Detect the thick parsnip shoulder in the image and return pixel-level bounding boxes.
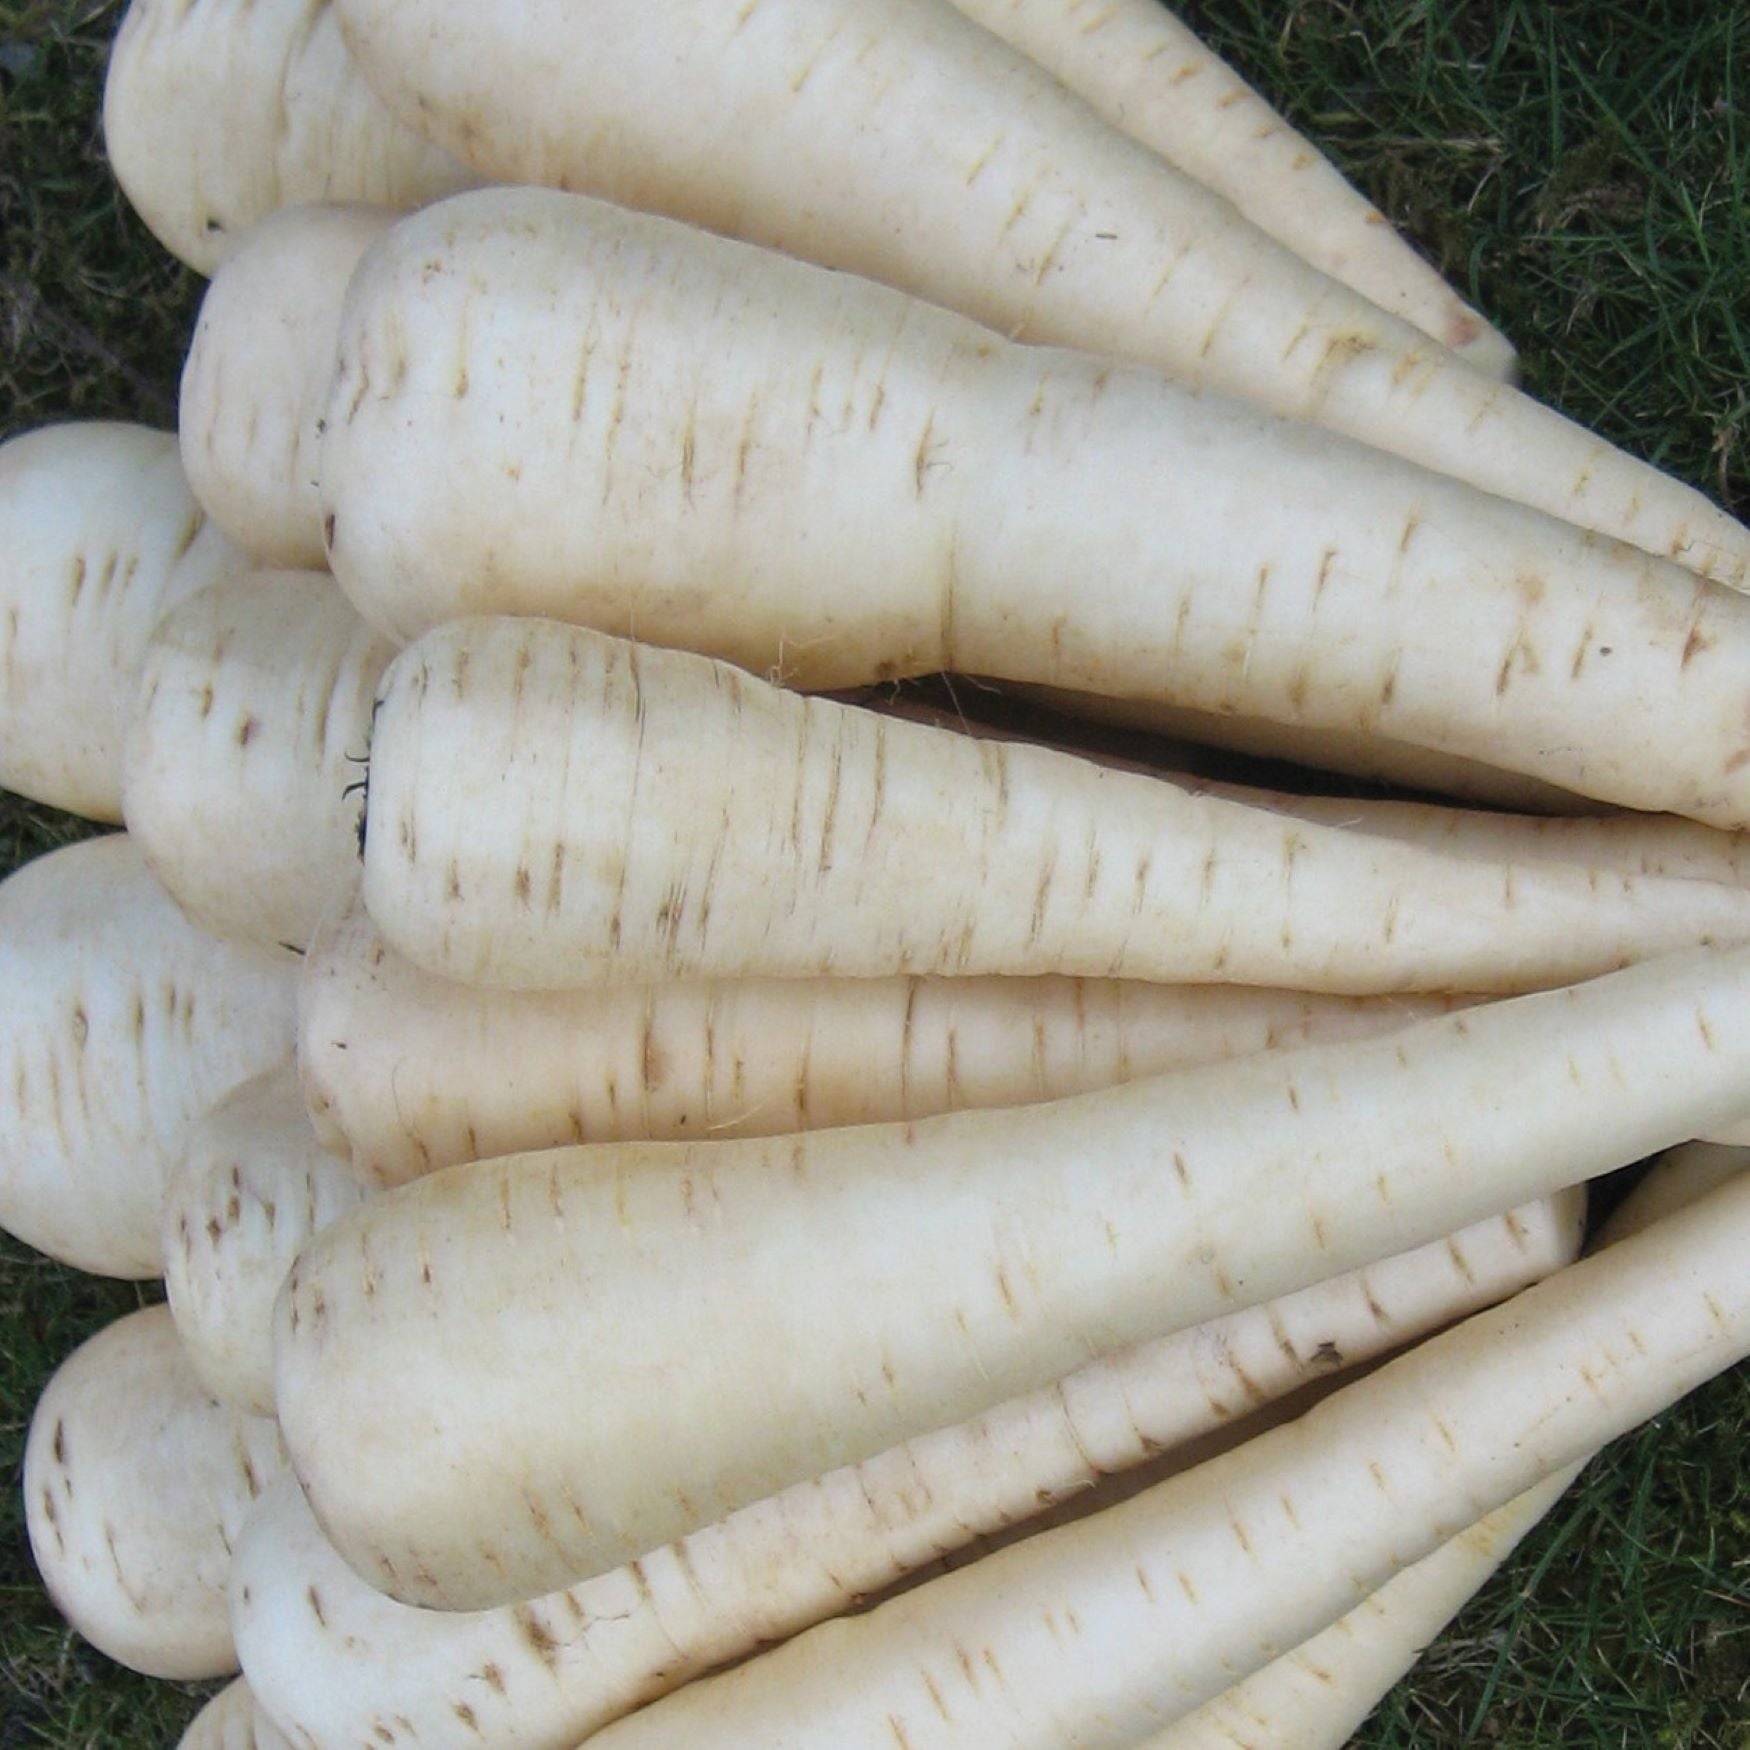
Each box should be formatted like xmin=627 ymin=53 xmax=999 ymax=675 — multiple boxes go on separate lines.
xmin=25 ymin=1304 xmax=285 ymax=1680
xmin=163 ymin=1062 xmax=366 ymax=1415
xmin=0 ymin=835 xmax=296 ymax=1276
xmin=180 ymin=203 xmax=396 ymax=567
xmin=104 ymin=0 xmax=472 ymax=272
xmin=0 ymin=422 xmax=243 ymax=821
xmin=123 ymin=569 xmax=395 ymax=953
xmin=179 ymin=1680 xmax=294 ymax=1750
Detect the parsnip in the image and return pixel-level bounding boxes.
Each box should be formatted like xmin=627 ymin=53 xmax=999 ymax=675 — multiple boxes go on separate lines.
xmin=1145 ymin=1468 xmax=1581 ymax=1750
xmin=180 ymin=203 xmax=396 ymax=568
xmin=879 ymin=692 xmax=1750 ymax=881
xmin=0 ymin=835 xmax=295 ymax=1277
xmin=237 ymin=1197 xmax=1576 ymax=1743
xmin=180 ymin=1680 xmax=293 ymax=1750
xmin=103 ymin=0 xmax=473 ymax=273
xmin=331 ymin=0 xmax=1746 ymax=579
xmin=945 ymin=685 xmax=1600 ymax=815
xmin=302 ymin=897 xmax=1468 ymax=1186
xmin=0 ymin=423 xmax=243 ymax=821
xmin=948 ymin=0 xmax=1515 ymax=377
xmin=273 ymin=945 xmax=1750 ymax=1608
xmin=1149 ymin=1140 xmax=1747 ymax=1750
xmin=324 ymin=195 xmax=1750 ymax=824
xmin=1185 ymin=782 xmax=1750 ymax=886
xmin=1009 ymin=686 xmax=1608 ymax=814
xmin=362 ymin=619 xmax=1750 ymax=993
xmin=586 ymin=1171 xmax=1750 ymax=1748
xmin=24 ymin=1304 xmax=285 ymax=1680
xmin=123 ymin=570 xmax=395 ymax=953
xmin=163 ymin=1062 xmax=365 ymax=1415
xmin=1606 ymin=1139 xmax=1750 ymax=1225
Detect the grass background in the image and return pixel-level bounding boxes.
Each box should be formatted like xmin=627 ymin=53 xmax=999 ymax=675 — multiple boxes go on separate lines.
xmin=0 ymin=0 xmax=1746 ymax=1742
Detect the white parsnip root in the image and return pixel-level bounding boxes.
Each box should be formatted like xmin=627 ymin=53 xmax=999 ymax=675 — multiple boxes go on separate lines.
xmin=324 ymin=194 xmax=1750 ymax=823
xmin=362 ymin=619 xmax=1750 ymax=993
xmin=301 ymin=897 xmax=1468 ymax=1186
xmin=588 ymin=1169 xmax=1750 ymax=1747
xmin=887 ymin=685 xmax=1598 ymax=817
xmin=103 ymin=0 xmax=473 ymax=272
xmin=123 ymin=570 xmax=395 ymax=953
xmin=880 ymin=690 xmax=1750 ymax=880
xmin=0 ymin=835 xmax=295 ymax=1277
xmin=180 ymin=203 xmax=396 ymax=568
xmin=179 ymin=1680 xmax=294 ymax=1750
xmin=274 ymin=945 xmax=1750 ymax=1609
xmin=238 ymin=1195 xmax=1576 ymax=1746
xmin=0 ymin=422 xmax=243 ymax=821
xmin=948 ymin=0 xmax=1515 ymax=376
xmin=1191 ymin=779 xmax=1750 ymax=886
xmin=162 ymin=1062 xmax=366 ymax=1415
xmin=0 ymin=4 xmax=1733 ymax=1743
xmin=24 ymin=1305 xmax=285 ymax=1681
xmin=1149 ymin=1467 xmax=1582 ymax=1750
xmin=1046 ymin=687 xmax=1612 ymax=814
xmin=1150 ymin=1141 xmax=1745 ymax=1750
xmin=332 ymin=0 xmax=1747 ymax=579
xmin=1608 ymin=1139 xmax=1750 ymax=1224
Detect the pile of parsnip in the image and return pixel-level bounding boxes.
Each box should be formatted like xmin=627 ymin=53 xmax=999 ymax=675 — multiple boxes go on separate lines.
xmin=4 ymin=0 xmax=1749 ymax=1744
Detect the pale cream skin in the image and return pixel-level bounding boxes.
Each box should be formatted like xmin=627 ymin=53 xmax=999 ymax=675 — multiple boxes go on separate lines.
xmin=1185 ymin=776 xmax=1750 ymax=884
xmin=103 ymin=0 xmax=472 ymax=273
xmin=273 ymin=946 xmax=1750 ymax=1612
xmin=361 ymin=620 xmax=1750 ymax=995
xmin=123 ymin=569 xmax=396 ymax=955
xmin=237 ymin=1195 xmax=1577 ymax=1748
xmin=24 ymin=1305 xmax=286 ymax=1681
xmin=300 ymin=894 xmax=1470 ymax=1187
xmin=884 ymin=689 xmax=1750 ymax=877
xmin=1143 ymin=1466 xmax=1582 ymax=1750
xmin=0 ymin=422 xmax=243 ymax=821
xmin=299 ymin=903 xmax=1750 ymax=1165
xmin=179 ymin=1680 xmax=294 ymax=1750
xmin=947 ymin=0 xmax=1516 ymax=377
xmin=588 ymin=1171 xmax=1750 ymax=1749
xmin=323 ymin=196 xmax=1750 ymax=822
xmin=331 ymin=1 xmax=1746 ymax=580
xmin=1146 ymin=1142 xmax=1747 ymax=1750
xmin=0 ymin=835 xmax=295 ymax=1278
xmin=932 ymin=684 xmax=1599 ymax=816
xmin=180 ymin=203 xmax=397 ymax=568
xmin=162 ymin=1062 xmax=366 ymax=1416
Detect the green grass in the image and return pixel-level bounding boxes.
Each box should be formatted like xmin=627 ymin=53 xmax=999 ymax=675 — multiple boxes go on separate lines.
xmin=1180 ymin=0 xmax=1750 ymax=519
xmin=1 ymin=0 xmax=194 ymax=437
xmin=0 ymin=0 xmax=1746 ymax=1744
